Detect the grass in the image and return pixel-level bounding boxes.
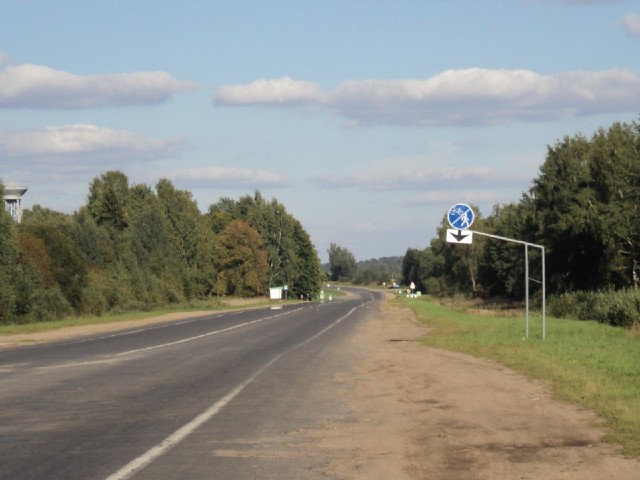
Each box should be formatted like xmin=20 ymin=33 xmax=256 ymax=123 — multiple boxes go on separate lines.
xmin=398 ymin=295 xmax=640 ymax=458
xmin=0 ymin=289 xmax=346 ymax=337
xmin=322 ymin=286 xmax=348 ymax=298
xmin=0 ymin=296 xmax=275 ymax=336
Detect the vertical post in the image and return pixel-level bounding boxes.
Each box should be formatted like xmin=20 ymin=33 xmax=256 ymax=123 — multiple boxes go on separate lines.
xmin=525 ymin=244 xmax=529 ymax=338
xmin=542 ymin=247 xmax=546 ymax=340
xmin=465 ymin=229 xmax=546 ymax=339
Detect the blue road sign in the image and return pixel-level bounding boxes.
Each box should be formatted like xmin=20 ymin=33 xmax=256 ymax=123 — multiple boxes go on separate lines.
xmin=448 ymin=203 xmax=474 ymax=230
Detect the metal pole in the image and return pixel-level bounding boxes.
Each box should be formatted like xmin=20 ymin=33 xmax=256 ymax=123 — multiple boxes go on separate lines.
xmin=525 ymin=244 xmax=529 ymax=338
xmin=470 ymin=229 xmax=546 ymax=340
xmin=542 ymin=247 xmax=546 ymax=340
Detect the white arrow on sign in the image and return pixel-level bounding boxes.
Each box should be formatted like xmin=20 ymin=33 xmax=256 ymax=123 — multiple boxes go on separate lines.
xmin=446 ymin=229 xmax=473 ymax=244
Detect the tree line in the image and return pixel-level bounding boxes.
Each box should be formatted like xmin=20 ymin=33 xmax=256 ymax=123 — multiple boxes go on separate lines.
xmin=325 ymin=243 xmax=402 ymax=286
xmin=401 ymin=119 xmax=640 ymax=327
xmin=0 ymin=171 xmax=323 ymax=324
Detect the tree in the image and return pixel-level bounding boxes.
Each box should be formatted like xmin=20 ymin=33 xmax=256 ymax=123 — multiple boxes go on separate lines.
xmin=289 ymin=218 xmax=323 ymax=298
xmin=328 ymin=243 xmax=357 ymax=282
xmin=128 ymin=184 xmax=173 ymax=275
xmin=207 ymin=191 xmax=323 ymax=298
xmin=587 ymin=122 xmax=640 ymax=288
xmin=87 ymin=171 xmax=131 ymax=231
xmin=156 ymin=179 xmax=216 ymax=298
xmin=0 ymin=182 xmax=18 ymax=323
xmin=356 ymin=256 xmax=402 ymax=285
xmin=214 ymin=220 xmax=268 ymax=297
xmin=524 ymin=123 xmax=640 ymax=293
xmin=401 ymin=248 xmax=432 ymax=292
xmin=246 ymin=193 xmax=298 ymax=288
xmin=23 ymin=223 xmax=88 ymax=311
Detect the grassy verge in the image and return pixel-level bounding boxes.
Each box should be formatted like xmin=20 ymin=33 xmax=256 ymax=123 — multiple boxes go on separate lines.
xmin=0 ymin=290 xmax=347 ymax=337
xmin=0 ymin=296 xmax=276 ymax=336
xmin=398 ymin=295 xmax=640 ymax=458
xmin=323 ymin=286 xmax=348 ymax=298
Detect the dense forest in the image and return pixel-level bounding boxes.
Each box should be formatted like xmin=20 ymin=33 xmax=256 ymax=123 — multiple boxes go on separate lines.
xmin=401 ymin=119 xmax=640 ymax=327
xmin=0 ymin=171 xmax=324 ymax=324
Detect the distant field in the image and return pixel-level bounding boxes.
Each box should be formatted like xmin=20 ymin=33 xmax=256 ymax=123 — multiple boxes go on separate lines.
xmin=399 ymin=295 xmax=640 ymax=458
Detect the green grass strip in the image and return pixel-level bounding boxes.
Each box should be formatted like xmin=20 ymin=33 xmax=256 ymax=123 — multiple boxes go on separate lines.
xmin=0 ymin=297 xmax=273 ymax=336
xmin=399 ymin=296 xmax=640 ymax=458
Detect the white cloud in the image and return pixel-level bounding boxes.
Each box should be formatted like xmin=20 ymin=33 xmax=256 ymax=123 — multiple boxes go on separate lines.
xmin=0 ymin=124 xmax=186 ymax=160
xmin=214 ymin=68 xmax=640 ymax=127
xmin=328 ymin=68 xmax=640 ymax=126
xmin=407 ymin=190 xmax=516 ymax=206
xmin=315 ymin=165 xmax=529 ymax=190
xmin=0 ymin=62 xmax=196 ymax=109
xmin=171 ymin=166 xmax=292 ymax=189
xmin=619 ymin=13 xmax=640 ymax=35
xmin=214 ymin=76 xmax=322 ymax=106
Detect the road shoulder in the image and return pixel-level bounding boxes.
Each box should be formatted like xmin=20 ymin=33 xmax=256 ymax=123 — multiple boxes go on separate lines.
xmin=301 ymin=297 xmax=640 ymax=479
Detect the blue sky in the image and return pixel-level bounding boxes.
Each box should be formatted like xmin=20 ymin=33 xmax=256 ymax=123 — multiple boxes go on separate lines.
xmin=1 ymin=0 xmax=639 ymax=262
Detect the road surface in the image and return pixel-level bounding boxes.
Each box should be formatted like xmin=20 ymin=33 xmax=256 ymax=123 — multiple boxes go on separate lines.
xmin=0 ymin=288 xmax=382 ymax=480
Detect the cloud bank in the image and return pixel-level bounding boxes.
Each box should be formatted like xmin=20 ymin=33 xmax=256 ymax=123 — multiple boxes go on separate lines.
xmin=0 ymin=124 xmax=186 ymax=160
xmin=0 ymin=61 xmax=195 ymax=109
xmin=214 ymin=68 xmax=640 ymax=126
xmin=314 ymin=165 xmax=527 ymax=191
xmin=171 ymin=167 xmax=291 ymax=189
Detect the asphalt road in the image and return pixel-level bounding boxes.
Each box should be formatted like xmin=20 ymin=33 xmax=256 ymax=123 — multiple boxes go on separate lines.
xmin=0 ymin=288 xmax=383 ymax=480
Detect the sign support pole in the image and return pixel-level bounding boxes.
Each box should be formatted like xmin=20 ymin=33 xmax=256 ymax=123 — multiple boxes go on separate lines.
xmin=525 ymin=244 xmax=529 ymax=338
xmin=542 ymin=247 xmax=546 ymax=340
xmin=470 ymin=230 xmax=546 ymax=340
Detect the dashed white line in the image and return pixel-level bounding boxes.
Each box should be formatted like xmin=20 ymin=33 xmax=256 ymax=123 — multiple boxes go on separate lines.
xmin=114 ymin=308 xmax=302 ymax=357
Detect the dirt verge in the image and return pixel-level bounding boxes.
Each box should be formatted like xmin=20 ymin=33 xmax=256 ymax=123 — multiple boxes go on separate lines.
xmin=305 ymin=297 xmax=640 ymax=479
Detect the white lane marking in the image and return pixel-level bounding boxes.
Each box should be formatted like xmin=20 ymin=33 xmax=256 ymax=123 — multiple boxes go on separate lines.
xmin=104 ymin=305 xmax=360 ymax=480
xmin=62 ymin=309 xmax=270 ymax=346
xmin=113 ymin=308 xmax=302 ymax=357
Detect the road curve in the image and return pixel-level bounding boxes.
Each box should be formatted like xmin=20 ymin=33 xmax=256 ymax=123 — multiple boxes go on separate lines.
xmin=0 ymin=287 xmax=383 ymax=480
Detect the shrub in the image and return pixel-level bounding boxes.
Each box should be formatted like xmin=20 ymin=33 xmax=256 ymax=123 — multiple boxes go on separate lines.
xmin=549 ymin=289 xmax=640 ymax=328
xmin=27 ymin=287 xmax=72 ymax=323
xmin=80 ymin=286 xmax=108 ymax=316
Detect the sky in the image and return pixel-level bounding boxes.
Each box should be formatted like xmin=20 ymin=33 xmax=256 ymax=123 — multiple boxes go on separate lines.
xmin=1 ymin=0 xmax=639 ymax=263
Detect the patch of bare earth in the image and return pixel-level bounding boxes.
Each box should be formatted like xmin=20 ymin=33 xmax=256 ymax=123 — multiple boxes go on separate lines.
xmin=302 ymin=298 xmax=640 ymax=479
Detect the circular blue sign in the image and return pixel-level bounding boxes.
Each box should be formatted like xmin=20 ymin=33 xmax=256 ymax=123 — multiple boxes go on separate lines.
xmin=448 ymin=203 xmax=474 ymax=230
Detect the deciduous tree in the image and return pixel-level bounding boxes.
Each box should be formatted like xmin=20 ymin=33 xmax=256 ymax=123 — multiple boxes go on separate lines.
xmin=214 ymin=220 xmax=268 ymax=297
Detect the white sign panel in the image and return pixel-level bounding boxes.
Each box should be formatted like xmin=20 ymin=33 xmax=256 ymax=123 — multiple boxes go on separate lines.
xmin=446 ymin=229 xmax=473 ymax=244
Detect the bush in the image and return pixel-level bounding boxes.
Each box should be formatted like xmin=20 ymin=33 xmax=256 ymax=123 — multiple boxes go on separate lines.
xmin=0 ymin=274 xmax=17 ymax=324
xmin=425 ymin=277 xmax=446 ymax=297
xmin=549 ymin=289 xmax=640 ymax=328
xmin=80 ymin=286 xmax=108 ymax=316
xmin=27 ymin=287 xmax=72 ymax=323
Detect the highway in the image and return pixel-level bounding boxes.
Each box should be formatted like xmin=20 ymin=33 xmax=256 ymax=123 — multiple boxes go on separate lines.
xmin=0 ymin=288 xmax=383 ymax=480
